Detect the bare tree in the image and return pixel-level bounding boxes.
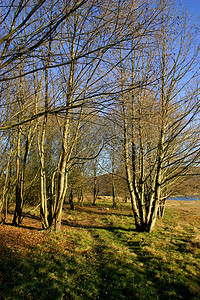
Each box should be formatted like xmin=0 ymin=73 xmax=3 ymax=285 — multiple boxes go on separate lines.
xmin=35 ymin=0 xmax=123 ymax=231
xmin=1 ymin=0 xmax=199 ymax=235
xmin=0 ymin=0 xmax=89 ymax=80
xmin=116 ymin=0 xmax=200 ymax=232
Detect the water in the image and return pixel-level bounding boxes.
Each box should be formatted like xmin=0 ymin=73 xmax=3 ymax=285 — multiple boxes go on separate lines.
xmin=167 ymin=196 xmax=199 ymax=201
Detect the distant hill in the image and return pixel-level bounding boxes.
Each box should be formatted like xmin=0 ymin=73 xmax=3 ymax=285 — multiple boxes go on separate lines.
xmin=86 ymin=172 xmax=128 ymax=197
xmin=171 ymin=174 xmax=200 ymax=196
xmin=95 ymin=172 xmax=200 ymax=197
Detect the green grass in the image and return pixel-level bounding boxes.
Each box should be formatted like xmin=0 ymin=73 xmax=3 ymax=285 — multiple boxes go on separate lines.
xmin=0 ymin=199 xmax=200 ymax=299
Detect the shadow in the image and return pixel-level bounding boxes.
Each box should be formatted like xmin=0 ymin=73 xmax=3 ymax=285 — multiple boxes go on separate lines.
xmin=8 ymin=209 xmax=40 ymax=220
xmin=21 ymin=212 xmax=41 ymax=221
xmin=0 ymin=218 xmax=198 ymax=300
xmin=0 ymin=242 xmax=69 ymax=300
xmin=4 ymin=210 xmax=41 ymax=231
xmin=3 ymin=221 xmax=40 ymax=231
xmin=121 ymin=239 xmax=196 ymax=300
xmin=64 ymin=204 xmax=133 ymax=218
xmin=61 ymin=219 xmax=136 ymax=233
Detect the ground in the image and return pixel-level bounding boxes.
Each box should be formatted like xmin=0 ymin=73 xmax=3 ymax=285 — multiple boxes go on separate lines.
xmin=0 ymin=198 xmax=200 ymax=299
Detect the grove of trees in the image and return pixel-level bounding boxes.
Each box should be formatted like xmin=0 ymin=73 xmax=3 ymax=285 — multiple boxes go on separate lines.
xmin=0 ymin=0 xmax=200 ymax=232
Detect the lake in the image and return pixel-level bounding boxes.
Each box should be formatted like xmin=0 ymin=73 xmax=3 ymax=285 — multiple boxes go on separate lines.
xmin=167 ymin=196 xmax=199 ymax=201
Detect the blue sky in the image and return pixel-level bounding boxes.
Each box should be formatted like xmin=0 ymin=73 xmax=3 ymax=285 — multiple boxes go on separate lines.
xmin=181 ymin=0 xmax=200 ymax=17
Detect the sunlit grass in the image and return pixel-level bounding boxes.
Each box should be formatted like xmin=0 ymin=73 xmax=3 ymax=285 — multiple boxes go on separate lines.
xmin=0 ymin=199 xmax=200 ymax=299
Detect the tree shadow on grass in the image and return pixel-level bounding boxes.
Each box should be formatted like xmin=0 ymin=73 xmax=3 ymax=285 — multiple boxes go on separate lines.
xmin=92 ymin=236 xmax=199 ymax=300
xmin=123 ymin=239 xmax=200 ymax=300
xmin=0 ymin=244 xmax=71 ymax=300
xmin=61 ymin=218 xmax=136 ymax=233
xmin=0 ymin=223 xmax=199 ymax=300
xmin=64 ymin=204 xmax=133 ymax=218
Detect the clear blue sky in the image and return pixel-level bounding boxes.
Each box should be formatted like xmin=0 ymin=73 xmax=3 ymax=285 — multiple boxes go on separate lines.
xmin=181 ymin=0 xmax=200 ymax=18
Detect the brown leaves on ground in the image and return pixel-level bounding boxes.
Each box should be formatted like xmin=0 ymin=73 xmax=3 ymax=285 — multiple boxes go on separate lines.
xmin=0 ymin=214 xmax=47 ymax=259
xmin=0 ymin=200 xmax=199 ymax=263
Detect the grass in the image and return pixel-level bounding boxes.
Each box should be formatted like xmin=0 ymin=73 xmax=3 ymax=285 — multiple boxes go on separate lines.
xmin=0 ymin=198 xmax=200 ymax=299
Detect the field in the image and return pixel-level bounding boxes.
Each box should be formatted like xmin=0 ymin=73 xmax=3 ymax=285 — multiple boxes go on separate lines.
xmin=0 ymin=198 xmax=200 ymax=299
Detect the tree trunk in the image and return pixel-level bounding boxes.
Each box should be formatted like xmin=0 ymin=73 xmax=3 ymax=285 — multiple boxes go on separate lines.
xmin=92 ymin=159 xmax=99 ymax=206
xmin=112 ymin=173 xmax=117 ymax=208
xmin=39 ymin=119 xmax=49 ymax=229
xmin=12 ymin=126 xmax=23 ymax=226
xmin=157 ymin=198 xmax=166 ymax=218
xmin=69 ymin=188 xmax=74 ymax=210
xmin=1 ymin=146 xmax=13 ymax=224
xmin=78 ymin=189 xmax=84 ymax=205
